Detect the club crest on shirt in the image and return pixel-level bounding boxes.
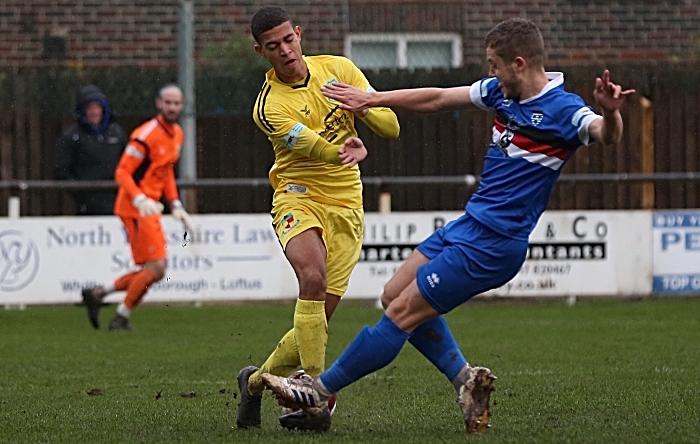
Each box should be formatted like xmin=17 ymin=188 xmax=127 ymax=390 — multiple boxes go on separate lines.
xmin=299 ymin=104 xmax=311 ymax=118
xmin=531 ymin=111 xmax=544 ymax=126
xmin=282 ymin=212 xmax=300 ymax=234
xmin=325 ymin=78 xmax=338 ymax=102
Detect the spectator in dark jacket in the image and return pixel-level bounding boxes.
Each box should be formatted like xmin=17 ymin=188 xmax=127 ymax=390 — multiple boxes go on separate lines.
xmin=54 ymin=85 xmax=127 ymax=215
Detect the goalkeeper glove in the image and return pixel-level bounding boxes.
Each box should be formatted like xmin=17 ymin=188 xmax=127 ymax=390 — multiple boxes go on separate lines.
xmin=171 ymin=199 xmax=196 ymax=234
xmin=132 ymin=193 xmax=164 ymax=217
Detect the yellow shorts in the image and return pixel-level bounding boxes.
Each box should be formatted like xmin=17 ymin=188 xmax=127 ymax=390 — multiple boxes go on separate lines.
xmin=272 ymin=195 xmax=363 ymax=297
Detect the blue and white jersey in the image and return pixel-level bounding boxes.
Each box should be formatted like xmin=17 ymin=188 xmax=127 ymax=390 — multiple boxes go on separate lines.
xmin=466 ymin=72 xmax=601 ymax=240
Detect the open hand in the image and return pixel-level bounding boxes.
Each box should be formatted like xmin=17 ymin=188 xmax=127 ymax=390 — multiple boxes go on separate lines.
xmin=594 ymin=70 xmax=636 ymax=112
xmin=338 ymin=137 xmax=367 ymax=168
xmin=322 ymin=82 xmax=371 ymax=114
xmin=132 ymin=194 xmax=164 ymax=217
xmin=172 ymin=207 xmax=196 ymax=235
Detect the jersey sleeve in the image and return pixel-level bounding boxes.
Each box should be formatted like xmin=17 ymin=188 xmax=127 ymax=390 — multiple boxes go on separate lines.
xmin=114 ymin=139 xmax=148 ymax=200
xmin=254 ymin=102 xmax=344 ymax=165
xmin=469 ymin=77 xmax=502 ymax=111
xmin=341 ymin=58 xmax=400 ymax=139
xmin=569 ymin=103 xmax=601 ymax=146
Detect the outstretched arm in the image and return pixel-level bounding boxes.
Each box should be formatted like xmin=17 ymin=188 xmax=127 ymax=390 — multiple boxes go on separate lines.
xmin=588 ymin=70 xmax=636 ymax=145
xmin=322 ymin=83 xmax=472 ymax=114
xmin=357 ymin=107 xmax=400 ymax=139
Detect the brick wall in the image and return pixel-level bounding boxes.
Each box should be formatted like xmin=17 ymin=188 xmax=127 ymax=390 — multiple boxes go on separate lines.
xmin=0 ymin=0 xmax=348 ymax=67
xmin=348 ymin=0 xmax=700 ymax=65
xmin=1 ymin=0 xmax=698 ymax=67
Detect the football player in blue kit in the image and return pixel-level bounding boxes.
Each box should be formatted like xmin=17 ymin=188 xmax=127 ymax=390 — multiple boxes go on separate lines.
xmin=261 ymin=18 xmax=635 ymax=434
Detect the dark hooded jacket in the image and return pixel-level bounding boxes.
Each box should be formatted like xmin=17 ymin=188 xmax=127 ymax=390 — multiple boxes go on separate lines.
xmin=54 ymin=85 xmax=127 ymax=215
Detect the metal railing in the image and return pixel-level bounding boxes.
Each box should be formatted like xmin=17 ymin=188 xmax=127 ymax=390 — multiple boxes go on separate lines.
xmin=2 ymin=171 xmax=699 ymax=217
xmin=2 ymin=172 xmax=700 ymax=193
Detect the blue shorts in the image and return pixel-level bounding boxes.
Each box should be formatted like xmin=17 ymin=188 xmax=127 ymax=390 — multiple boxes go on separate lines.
xmin=415 ymin=213 xmax=528 ymax=313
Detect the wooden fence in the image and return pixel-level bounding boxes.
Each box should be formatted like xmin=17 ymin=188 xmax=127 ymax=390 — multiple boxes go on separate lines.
xmin=1 ymin=64 xmax=699 ymax=216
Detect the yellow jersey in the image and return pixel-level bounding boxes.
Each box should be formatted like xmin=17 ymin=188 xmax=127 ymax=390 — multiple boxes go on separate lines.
xmin=253 ymin=55 xmax=399 ymax=209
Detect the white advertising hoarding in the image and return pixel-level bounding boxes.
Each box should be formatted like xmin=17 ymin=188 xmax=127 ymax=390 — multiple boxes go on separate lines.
xmin=488 ymin=211 xmax=651 ymax=297
xmin=0 ymin=215 xmax=297 ymax=305
xmin=0 ymin=210 xmax=653 ymax=305
xmin=652 ymin=211 xmax=700 ymax=294
xmin=346 ymin=211 xmax=460 ymax=298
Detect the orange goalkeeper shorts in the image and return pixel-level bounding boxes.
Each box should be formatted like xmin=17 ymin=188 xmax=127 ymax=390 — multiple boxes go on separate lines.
xmin=120 ymin=215 xmax=167 ymax=265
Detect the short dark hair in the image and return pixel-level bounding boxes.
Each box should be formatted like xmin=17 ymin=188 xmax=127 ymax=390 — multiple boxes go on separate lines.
xmin=251 ymin=5 xmax=292 ymax=43
xmin=485 ymin=18 xmax=545 ymax=68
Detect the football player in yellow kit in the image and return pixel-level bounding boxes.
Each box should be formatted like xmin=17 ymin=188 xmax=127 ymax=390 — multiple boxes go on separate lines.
xmin=236 ymin=5 xmax=400 ymax=431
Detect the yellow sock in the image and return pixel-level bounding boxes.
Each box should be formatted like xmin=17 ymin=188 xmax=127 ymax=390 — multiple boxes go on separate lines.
xmin=246 ymin=328 xmax=300 ymax=395
xmin=294 ymin=299 xmax=327 ymax=377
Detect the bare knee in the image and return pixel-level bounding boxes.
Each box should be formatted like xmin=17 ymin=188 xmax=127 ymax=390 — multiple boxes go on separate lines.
xmin=385 ymin=294 xmax=412 ymax=325
xmin=384 ymin=281 xmax=439 ymax=333
xmin=380 ymin=286 xmax=400 ymax=309
xmin=145 ymin=260 xmax=166 ymax=280
xmin=297 ymin=268 xmax=327 ymax=301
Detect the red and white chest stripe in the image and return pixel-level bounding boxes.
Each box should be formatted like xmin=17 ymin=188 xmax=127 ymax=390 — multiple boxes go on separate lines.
xmin=492 ymin=120 xmax=569 ymax=171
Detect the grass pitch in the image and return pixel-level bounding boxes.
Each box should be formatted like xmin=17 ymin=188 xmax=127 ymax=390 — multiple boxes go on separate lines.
xmin=0 ymin=297 xmax=698 ymax=443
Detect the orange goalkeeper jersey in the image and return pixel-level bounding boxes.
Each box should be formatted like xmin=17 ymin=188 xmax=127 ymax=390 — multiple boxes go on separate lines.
xmin=114 ymin=115 xmax=184 ymax=218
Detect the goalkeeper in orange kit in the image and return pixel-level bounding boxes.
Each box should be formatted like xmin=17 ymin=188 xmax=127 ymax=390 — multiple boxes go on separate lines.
xmin=81 ymin=84 xmax=195 ymax=331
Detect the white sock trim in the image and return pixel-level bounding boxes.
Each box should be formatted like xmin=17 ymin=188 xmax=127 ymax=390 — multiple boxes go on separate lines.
xmin=116 ymin=303 xmax=131 ymax=319
xmin=313 ymin=377 xmax=334 ymax=400
xmin=103 ymin=283 xmax=115 ymax=294
xmin=453 ymin=365 xmax=472 ymax=392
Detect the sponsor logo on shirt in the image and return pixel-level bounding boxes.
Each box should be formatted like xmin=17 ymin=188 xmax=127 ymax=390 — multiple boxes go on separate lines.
xmin=319 ymin=113 xmax=350 ymax=140
xmin=299 ymin=105 xmax=311 ymax=118
xmin=285 ymin=184 xmax=307 ymax=194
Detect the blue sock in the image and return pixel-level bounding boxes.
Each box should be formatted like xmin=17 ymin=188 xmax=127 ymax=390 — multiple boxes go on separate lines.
xmin=408 ymin=316 xmax=468 ymax=382
xmin=320 ymin=314 xmax=410 ymax=393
